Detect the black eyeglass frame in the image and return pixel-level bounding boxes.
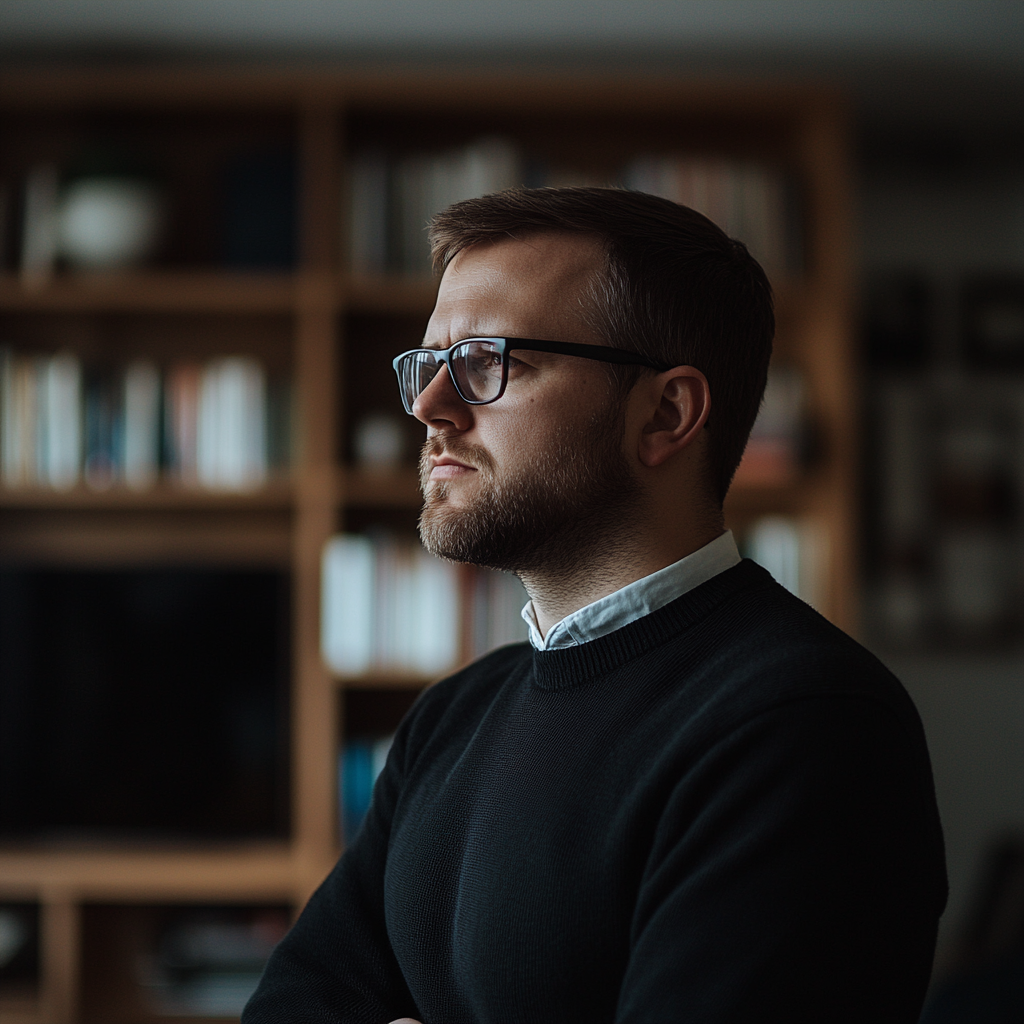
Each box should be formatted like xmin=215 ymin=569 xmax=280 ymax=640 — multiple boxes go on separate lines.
xmin=392 ymin=336 xmax=672 ymax=413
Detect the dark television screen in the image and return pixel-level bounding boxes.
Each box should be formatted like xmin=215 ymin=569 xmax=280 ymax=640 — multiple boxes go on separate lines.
xmin=0 ymin=567 xmax=290 ymax=841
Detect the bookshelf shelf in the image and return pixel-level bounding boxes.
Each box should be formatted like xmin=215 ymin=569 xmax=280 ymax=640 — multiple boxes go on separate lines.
xmin=336 ymin=672 xmax=436 ymax=690
xmin=342 ymin=466 xmax=421 ymax=507
xmin=0 ymin=848 xmax=303 ymax=902
xmin=0 ymin=67 xmax=854 ymax=1022
xmin=343 ymin=276 xmax=438 ymax=315
xmin=0 ymin=272 xmax=302 ymax=314
xmin=0 ymin=480 xmax=295 ymax=510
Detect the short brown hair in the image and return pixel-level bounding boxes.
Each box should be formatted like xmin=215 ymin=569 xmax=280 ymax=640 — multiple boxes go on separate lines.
xmin=429 ymin=186 xmax=774 ymax=504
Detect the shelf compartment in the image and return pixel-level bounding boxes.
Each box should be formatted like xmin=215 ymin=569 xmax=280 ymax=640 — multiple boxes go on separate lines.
xmin=80 ymin=902 xmax=292 ymax=1024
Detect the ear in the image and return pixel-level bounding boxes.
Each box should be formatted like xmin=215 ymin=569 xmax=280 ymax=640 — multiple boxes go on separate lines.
xmin=637 ymin=367 xmax=711 ymax=469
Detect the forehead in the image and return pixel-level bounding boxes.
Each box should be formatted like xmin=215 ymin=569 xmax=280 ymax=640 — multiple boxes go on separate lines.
xmin=426 ymin=233 xmax=604 ymax=344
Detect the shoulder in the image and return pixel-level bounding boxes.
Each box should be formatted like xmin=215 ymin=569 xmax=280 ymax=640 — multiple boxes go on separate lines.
xmin=664 ymin=560 xmax=923 ymax=739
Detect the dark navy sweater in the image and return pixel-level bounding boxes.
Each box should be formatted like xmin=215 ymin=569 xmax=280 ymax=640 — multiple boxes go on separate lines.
xmin=244 ymin=560 xmax=947 ymax=1023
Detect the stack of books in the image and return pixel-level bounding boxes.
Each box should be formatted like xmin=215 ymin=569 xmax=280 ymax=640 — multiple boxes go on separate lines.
xmin=321 ymin=533 xmax=531 ymax=679
xmin=140 ymin=908 xmax=290 ymax=1018
xmin=734 ymin=367 xmax=806 ymax=486
xmin=0 ymin=349 xmax=292 ymax=491
xmin=624 ymin=155 xmax=797 ymax=277
xmin=348 ymin=137 xmax=522 ymax=277
xmin=744 ymin=515 xmax=827 ymax=612
xmin=320 ymin=533 xmax=461 ymax=677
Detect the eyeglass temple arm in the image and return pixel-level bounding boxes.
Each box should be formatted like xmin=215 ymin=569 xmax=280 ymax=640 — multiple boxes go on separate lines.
xmin=504 ymin=338 xmax=671 ymax=372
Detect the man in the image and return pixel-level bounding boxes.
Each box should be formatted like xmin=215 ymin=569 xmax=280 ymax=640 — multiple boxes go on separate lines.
xmin=245 ymin=188 xmax=947 ymax=1023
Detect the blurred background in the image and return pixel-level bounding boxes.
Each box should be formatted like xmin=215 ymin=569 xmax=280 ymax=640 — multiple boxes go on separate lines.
xmin=0 ymin=2 xmax=1021 ymax=1021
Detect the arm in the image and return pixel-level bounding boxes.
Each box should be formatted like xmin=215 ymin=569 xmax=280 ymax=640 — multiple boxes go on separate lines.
xmin=615 ymin=696 xmax=947 ymax=1024
xmin=243 ymin=723 xmax=419 ymax=1024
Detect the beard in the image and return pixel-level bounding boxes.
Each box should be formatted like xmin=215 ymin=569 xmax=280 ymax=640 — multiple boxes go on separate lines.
xmin=418 ymin=402 xmax=646 ymax=578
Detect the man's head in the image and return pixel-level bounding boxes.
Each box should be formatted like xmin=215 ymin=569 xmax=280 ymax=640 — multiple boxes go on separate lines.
xmin=410 ymin=187 xmax=774 ymax=578
xmin=427 ymin=187 xmax=775 ymax=505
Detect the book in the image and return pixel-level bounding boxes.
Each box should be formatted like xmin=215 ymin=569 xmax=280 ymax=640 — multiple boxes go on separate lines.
xmin=83 ymin=365 xmax=120 ymax=489
xmin=141 ymin=908 xmax=289 ymax=1018
xmin=165 ymin=362 xmax=201 ymax=485
xmin=320 ymin=533 xmax=460 ymax=677
xmin=734 ymin=367 xmax=805 ymax=485
xmin=470 ymin=567 xmax=530 ymax=659
xmin=624 ymin=155 xmax=791 ymax=277
xmin=353 ymin=137 xmax=522 ymax=276
xmin=122 ymin=360 xmax=161 ymax=489
xmin=19 ymin=164 xmax=59 ymax=284
xmin=339 ymin=735 xmax=394 ymax=843
xmin=1 ymin=349 xmax=35 ymax=486
xmin=321 ymin=534 xmax=376 ymax=676
xmin=196 ymin=357 xmax=267 ymax=491
xmin=348 ymin=150 xmax=388 ymax=275
xmin=40 ymin=352 xmax=82 ymax=489
xmin=745 ymin=515 xmax=827 ymax=612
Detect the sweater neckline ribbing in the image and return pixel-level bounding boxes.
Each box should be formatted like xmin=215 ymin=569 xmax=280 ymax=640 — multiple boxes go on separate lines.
xmin=529 ymin=559 xmax=775 ymax=692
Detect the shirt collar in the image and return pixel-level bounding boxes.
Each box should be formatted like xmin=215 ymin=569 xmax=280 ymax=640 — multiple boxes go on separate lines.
xmin=521 ymin=530 xmax=741 ymax=651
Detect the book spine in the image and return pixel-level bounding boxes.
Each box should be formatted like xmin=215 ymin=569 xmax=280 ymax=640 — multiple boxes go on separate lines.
xmin=20 ymin=164 xmax=59 ymax=284
xmin=44 ymin=352 xmax=82 ymax=489
xmin=84 ymin=366 xmax=120 ymax=489
xmin=123 ymin=360 xmax=161 ymax=489
xmin=348 ymin=150 xmax=388 ymax=275
xmin=321 ymin=534 xmax=375 ymax=676
xmin=166 ymin=363 xmax=201 ymax=485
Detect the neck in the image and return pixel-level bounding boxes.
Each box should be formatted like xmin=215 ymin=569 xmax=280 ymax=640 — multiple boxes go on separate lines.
xmin=521 ymin=513 xmax=724 ymax=639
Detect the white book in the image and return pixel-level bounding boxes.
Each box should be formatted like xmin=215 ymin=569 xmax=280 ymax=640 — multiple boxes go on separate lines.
xmin=321 ymin=535 xmax=375 ymax=677
xmin=197 ymin=358 xmax=267 ymax=490
xmin=348 ymin=150 xmax=388 ymax=275
xmin=372 ymin=534 xmax=399 ymax=670
xmin=43 ymin=352 xmax=82 ymax=489
xmin=122 ymin=360 xmax=160 ymax=490
xmin=747 ymin=516 xmax=828 ymax=611
xmin=391 ymin=543 xmax=417 ymax=672
xmin=20 ymin=164 xmax=59 ymax=283
xmin=487 ymin=571 xmax=529 ymax=652
xmin=747 ymin=516 xmax=801 ymax=598
xmin=197 ymin=361 xmax=223 ymax=487
xmin=413 ymin=545 xmax=460 ymax=675
xmin=238 ymin=357 xmax=267 ymax=489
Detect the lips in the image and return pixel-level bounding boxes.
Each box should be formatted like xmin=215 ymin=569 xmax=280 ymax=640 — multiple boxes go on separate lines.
xmin=429 ymin=455 xmax=475 ymax=480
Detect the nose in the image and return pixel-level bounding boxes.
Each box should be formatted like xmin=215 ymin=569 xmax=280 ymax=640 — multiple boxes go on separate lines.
xmin=411 ymin=363 xmax=474 ymax=432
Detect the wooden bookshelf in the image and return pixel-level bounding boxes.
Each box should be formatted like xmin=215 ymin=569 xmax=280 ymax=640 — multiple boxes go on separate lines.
xmin=0 ymin=67 xmax=853 ymax=1021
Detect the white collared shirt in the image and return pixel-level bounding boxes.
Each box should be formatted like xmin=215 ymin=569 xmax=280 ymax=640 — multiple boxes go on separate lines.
xmin=522 ymin=530 xmax=741 ymax=651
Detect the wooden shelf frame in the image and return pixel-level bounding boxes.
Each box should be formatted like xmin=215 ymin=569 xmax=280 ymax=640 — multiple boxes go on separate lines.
xmin=0 ymin=66 xmax=854 ymax=1022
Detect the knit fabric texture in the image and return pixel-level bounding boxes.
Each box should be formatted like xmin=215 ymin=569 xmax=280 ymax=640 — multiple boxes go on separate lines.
xmin=244 ymin=560 xmax=948 ymax=1024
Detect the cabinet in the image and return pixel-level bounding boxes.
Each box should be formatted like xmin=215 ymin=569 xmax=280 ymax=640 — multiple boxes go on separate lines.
xmin=0 ymin=68 xmax=853 ymax=1022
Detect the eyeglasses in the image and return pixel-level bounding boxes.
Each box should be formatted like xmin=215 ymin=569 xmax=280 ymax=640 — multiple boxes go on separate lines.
xmin=392 ymin=337 xmax=670 ymax=414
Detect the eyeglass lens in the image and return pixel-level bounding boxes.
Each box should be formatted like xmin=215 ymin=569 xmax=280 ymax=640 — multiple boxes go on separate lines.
xmin=398 ymin=340 xmax=505 ymax=411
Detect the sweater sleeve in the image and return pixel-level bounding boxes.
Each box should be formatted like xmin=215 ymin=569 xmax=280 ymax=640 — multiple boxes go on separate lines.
xmin=242 ymin=720 xmax=419 ymax=1024
xmin=615 ymin=695 xmax=947 ymax=1024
